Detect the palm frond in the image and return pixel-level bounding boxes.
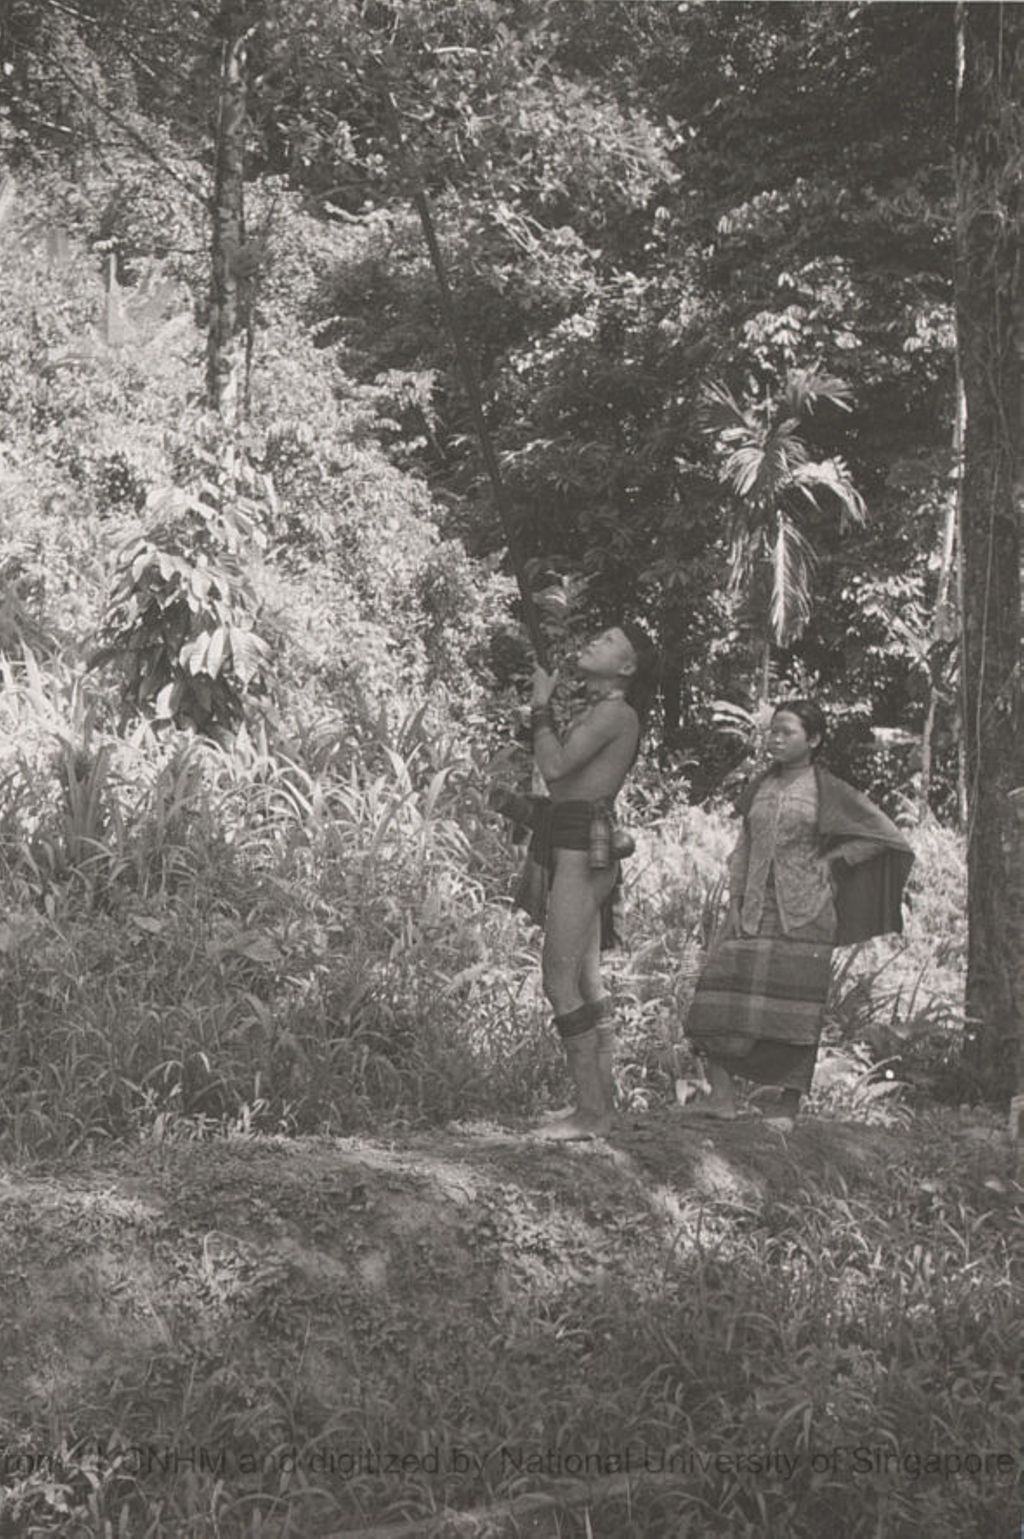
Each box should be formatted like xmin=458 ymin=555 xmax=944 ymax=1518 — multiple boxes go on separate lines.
xmin=725 ymin=428 xmax=801 ymax=507
xmin=704 ymin=370 xmax=865 ymax=655
xmin=764 ymin=425 xmax=810 ymax=486
xmin=726 ymin=519 xmax=762 ymax=597
xmin=790 ymin=457 xmax=867 ymax=527
xmin=699 ymin=379 xmax=757 ymax=438
xmin=784 ymin=367 xmax=854 ymax=417
xmin=770 ymin=515 xmax=818 ymax=644
xmin=721 ymin=441 xmax=767 ymax=498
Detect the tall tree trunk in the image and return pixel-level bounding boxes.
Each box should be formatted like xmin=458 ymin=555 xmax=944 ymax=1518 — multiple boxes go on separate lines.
xmin=206 ymin=1 xmax=252 ymax=423
xmin=955 ymin=1 xmax=1024 ymax=1102
xmin=918 ymin=687 xmax=937 ymax=820
xmin=734 ymin=560 xmax=773 ymax=711
xmin=918 ymin=463 xmax=959 ymax=822
xmin=758 ymin=637 xmax=772 ymax=710
xmin=952 ymin=368 xmax=969 ymax=828
xmin=659 ymin=641 xmax=682 ymax=744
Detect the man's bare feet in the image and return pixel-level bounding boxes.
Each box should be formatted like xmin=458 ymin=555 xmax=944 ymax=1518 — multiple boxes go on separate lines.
xmin=534 ymin=1110 xmax=612 ymax=1141
xmin=541 ymin=1103 xmax=618 ymax=1128
xmin=539 ymin=1103 xmax=576 ymax=1122
xmin=676 ymin=1097 xmax=737 ymax=1122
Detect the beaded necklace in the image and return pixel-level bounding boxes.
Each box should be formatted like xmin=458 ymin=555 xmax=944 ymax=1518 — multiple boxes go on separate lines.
xmin=585 ymin=684 xmax=626 ymax=705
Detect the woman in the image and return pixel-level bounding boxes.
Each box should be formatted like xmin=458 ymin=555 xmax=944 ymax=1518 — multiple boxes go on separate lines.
xmin=682 ymin=699 xmax=914 ymax=1129
xmin=492 ymin=622 xmax=658 ymax=1140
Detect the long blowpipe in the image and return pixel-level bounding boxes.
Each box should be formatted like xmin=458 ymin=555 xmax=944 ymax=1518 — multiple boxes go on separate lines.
xmin=374 ymin=61 xmax=550 ymax=670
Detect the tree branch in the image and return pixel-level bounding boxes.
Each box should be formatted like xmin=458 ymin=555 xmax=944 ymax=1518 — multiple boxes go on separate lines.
xmin=27 ymin=44 xmax=211 ymax=211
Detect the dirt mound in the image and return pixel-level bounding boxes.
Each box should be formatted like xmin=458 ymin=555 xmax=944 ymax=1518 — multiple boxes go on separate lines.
xmin=0 ymin=1109 xmax=1015 ymax=1537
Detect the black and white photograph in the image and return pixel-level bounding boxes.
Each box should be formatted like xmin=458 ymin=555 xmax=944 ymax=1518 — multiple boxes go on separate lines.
xmin=0 ymin=1 xmax=1021 ymax=1534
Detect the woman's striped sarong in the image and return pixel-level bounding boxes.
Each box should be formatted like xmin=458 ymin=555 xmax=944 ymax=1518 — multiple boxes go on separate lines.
xmin=685 ymin=888 xmax=836 ymax=1092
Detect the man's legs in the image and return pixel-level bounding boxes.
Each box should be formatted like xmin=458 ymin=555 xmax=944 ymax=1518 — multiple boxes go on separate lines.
xmin=537 ymin=850 xmax=617 ymax=1140
xmin=540 ymin=850 xmax=612 ymax=1014
xmin=578 ymin=929 xmax=616 ymax=1122
xmin=542 ymin=921 xmax=616 ymax=1123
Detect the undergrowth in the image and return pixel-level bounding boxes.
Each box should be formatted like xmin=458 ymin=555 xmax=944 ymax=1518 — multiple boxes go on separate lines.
xmin=0 ymin=1120 xmax=1019 ymax=1538
xmin=0 ymin=654 xmax=1009 ymax=1539
xmin=0 ymin=648 xmax=971 ymax=1158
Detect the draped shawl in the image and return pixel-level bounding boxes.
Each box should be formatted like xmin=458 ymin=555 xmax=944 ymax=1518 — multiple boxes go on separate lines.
xmin=736 ymin=765 xmax=914 ymax=945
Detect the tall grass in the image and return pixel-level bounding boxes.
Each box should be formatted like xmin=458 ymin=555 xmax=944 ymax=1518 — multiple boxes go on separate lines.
xmin=0 ymin=656 xmax=1004 ymax=1539
xmin=613 ymin=780 xmax=968 ymax=1115
xmin=0 ymin=650 xmax=969 ymax=1157
xmin=0 ymin=652 xmax=557 ymax=1155
xmin=0 ymin=1118 xmax=1017 ymax=1538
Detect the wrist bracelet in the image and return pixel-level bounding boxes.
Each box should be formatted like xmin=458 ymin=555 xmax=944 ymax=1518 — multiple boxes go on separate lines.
xmin=531 ymin=704 xmax=556 ymax=732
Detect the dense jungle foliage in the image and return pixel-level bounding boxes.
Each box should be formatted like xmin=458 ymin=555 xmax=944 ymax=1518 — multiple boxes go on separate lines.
xmin=1 ymin=0 xmax=961 ymax=797
xmin=0 ymin=0 xmax=980 ymax=1147
xmin=0 ymin=0 xmax=985 ymax=1122
xmin=0 ymin=7 xmax=1021 ymax=1539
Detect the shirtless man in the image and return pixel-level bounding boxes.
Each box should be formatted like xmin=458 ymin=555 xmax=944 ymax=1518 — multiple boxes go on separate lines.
xmin=515 ymin=623 xmax=655 ymax=1140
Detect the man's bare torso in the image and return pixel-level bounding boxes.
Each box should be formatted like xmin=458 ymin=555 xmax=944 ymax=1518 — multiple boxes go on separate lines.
xmin=546 ymin=700 xmax=639 ymax=803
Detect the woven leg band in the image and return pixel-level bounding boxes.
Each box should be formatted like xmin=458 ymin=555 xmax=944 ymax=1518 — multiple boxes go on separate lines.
xmin=554 ymin=1002 xmax=598 ymax=1040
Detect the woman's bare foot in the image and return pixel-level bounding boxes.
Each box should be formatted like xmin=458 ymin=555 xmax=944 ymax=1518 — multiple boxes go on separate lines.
xmin=677 ymin=1061 xmax=738 ymax=1121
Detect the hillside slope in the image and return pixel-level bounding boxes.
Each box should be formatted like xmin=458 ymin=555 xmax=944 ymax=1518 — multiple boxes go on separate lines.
xmin=0 ymin=1110 xmax=1019 ymax=1538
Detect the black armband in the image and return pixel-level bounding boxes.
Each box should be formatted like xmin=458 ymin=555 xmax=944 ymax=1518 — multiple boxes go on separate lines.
xmin=530 ymin=704 xmax=557 ymax=734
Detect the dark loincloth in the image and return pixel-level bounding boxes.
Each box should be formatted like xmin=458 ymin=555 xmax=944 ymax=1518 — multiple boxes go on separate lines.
xmin=512 ymin=798 xmax=623 ymax=951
